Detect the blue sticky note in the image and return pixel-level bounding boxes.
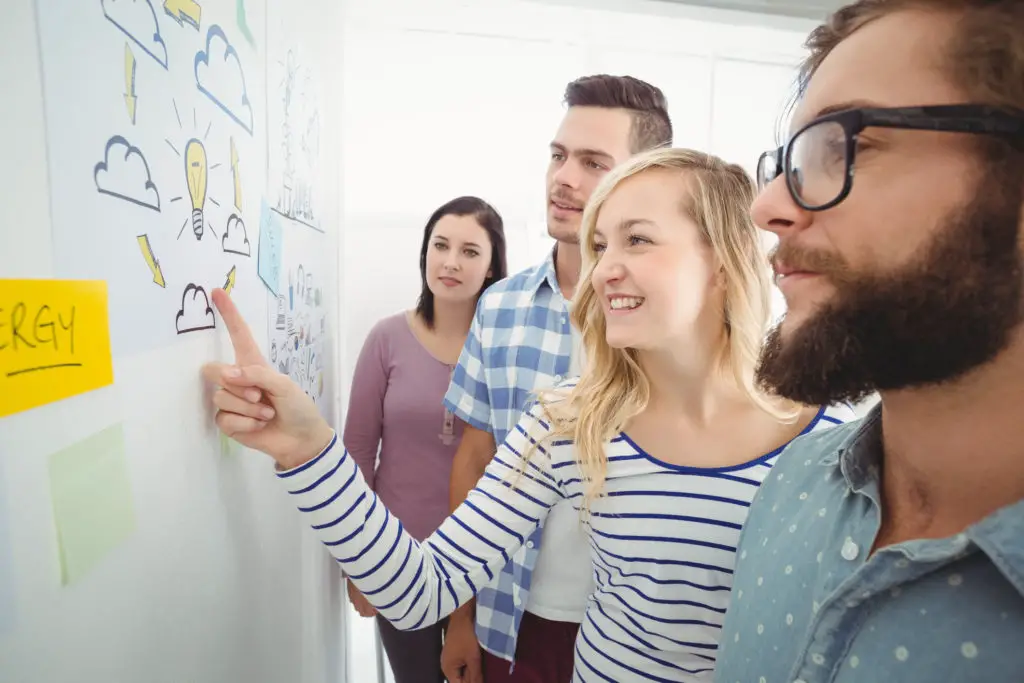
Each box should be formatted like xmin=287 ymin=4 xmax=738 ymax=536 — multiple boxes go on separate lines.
xmin=258 ymin=201 xmax=283 ymax=295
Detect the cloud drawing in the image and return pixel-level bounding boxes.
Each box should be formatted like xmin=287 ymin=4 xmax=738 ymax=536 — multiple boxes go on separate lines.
xmin=195 ymin=25 xmax=253 ymax=134
xmin=176 ymin=284 xmax=216 ymax=334
xmin=94 ymin=135 xmax=161 ymax=211
xmin=222 ymin=213 xmax=251 ymax=256
xmin=101 ymin=0 xmax=168 ymax=68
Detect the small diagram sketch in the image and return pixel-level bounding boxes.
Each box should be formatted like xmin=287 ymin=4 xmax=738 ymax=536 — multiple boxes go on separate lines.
xmin=176 ymin=283 xmax=216 ymax=334
xmin=273 ymin=294 xmax=286 ymax=330
xmin=101 ymin=0 xmax=168 ymax=69
xmin=269 ymin=48 xmax=322 ymax=231
xmin=222 ymin=213 xmax=250 ymax=256
xmin=268 ymin=264 xmax=326 ymax=405
xmin=195 ymin=25 xmax=253 ymax=134
xmin=94 ymin=135 xmax=161 ymax=212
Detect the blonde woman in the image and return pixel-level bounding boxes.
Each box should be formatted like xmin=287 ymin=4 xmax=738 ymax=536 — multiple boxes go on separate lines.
xmin=203 ymin=148 xmax=855 ymax=682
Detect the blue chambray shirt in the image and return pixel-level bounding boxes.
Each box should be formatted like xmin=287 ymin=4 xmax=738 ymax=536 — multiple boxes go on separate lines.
xmin=443 ymin=250 xmax=577 ymax=665
xmin=717 ymin=405 xmax=1024 ymax=683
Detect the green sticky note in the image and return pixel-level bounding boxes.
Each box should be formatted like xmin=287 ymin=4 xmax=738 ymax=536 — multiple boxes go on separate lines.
xmin=220 ymin=432 xmax=238 ymax=457
xmin=48 ymin=424 xmax=135 ymax=585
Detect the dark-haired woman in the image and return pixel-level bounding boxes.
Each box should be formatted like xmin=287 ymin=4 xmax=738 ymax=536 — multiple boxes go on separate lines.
xmin=342 ymin=196 xmax=507 ymax=683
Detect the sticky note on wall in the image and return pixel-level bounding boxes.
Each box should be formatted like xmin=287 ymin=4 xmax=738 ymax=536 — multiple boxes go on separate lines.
xmin=257 ymin=201 xmax=283 ymax=295
xmin=49 ymin=424 xmax=135 ymax=585
xmin=0 ymin=279 xmax=114 ymax=419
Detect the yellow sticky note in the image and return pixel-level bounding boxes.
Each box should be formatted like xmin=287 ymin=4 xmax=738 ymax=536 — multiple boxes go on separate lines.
xmin=0 ymin=279 xmax=114 ymax=418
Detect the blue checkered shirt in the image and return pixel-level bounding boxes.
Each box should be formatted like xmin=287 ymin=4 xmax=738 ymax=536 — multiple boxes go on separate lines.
xmin=443 ymin=250 xmax=573 ymax=665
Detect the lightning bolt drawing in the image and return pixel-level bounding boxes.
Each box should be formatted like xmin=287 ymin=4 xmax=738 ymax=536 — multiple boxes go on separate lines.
xmin=137 ymin=235 xmax=166 ymax=288
xmin=163 ymin=0 xmax=202 ymax=30
xmin=230 ymin=137 xmax=242 ymax=211
xmin=224 ymin=265 xmax=237 ymax=295
xmin=124 ymin=43 xmax=138 ymax=124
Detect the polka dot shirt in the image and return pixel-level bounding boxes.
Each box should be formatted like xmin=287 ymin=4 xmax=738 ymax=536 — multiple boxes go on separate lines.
xmin=716 ymin=407 xmax=1024 ymax=683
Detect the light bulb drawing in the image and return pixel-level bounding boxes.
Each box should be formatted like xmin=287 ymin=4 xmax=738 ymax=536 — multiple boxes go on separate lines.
xmin=166 ymin=102 xmax=225 ymax=242
xmin=184 ymin=138 xmax=208 ymax=240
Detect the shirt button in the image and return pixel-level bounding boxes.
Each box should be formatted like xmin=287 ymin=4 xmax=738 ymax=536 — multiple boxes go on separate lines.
xmin=526 ymin=540 xmax=535 ymax=549
xmin=561 ymin=316 xmax=567 ymax=324
xmin=554 ymin=375 xmax=562 ymax=382
xmin=841 ymin=537 xmax=860 ymax=561
xmin=513 ymin=591 xmax=522 ymax=606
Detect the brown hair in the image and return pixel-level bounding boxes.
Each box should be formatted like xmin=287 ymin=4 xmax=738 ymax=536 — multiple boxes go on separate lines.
xmin=789 ymin=0 xmax=1024 ymax=177
xmin=563 ymin=75 xmax=673 ymax=153
xmin=416 ymin=196 xmax=508 ymax=329
xmin=800 ymin=0 xmax=1024 ymax=112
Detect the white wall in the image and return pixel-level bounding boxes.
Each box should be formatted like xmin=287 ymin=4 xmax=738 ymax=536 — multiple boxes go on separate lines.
xmin=0 ymin=1 xmax=346 ymax=682
xmin=338 ymin=0 xmax=814 ymax=385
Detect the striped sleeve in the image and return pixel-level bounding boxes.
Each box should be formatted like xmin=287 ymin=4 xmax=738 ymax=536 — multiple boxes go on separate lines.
xmin=275 ymin=404 xmax=565 ymax=631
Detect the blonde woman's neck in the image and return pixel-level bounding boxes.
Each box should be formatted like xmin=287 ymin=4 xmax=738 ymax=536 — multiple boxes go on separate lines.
xmin=639 ymin=347 xmax=743 ymax=425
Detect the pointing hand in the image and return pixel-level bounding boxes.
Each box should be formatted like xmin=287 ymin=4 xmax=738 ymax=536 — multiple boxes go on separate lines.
xmin=202 ymin=288 xmax=334 ymax=470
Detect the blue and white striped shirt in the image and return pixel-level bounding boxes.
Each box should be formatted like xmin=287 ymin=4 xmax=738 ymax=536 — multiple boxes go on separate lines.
xmin=442 ymin=250 xmax=584 ymax=662
xmin=278 ymin=396 xmax=854 ymax=682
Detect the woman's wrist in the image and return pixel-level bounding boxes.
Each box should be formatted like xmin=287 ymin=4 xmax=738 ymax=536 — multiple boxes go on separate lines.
xmin=278 ymin=422 xmax=336 ymax=471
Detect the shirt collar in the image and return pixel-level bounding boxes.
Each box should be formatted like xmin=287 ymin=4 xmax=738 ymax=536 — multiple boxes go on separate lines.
xmin=835 ymin=405 xmax=884 ymax=492
xmin=969 ymin=496 xmax=1024 ymax=596
xmin=826 ymin=402 xmax=1024 ymax=596
xmin=818 ymin=403 xmax=881 ymax=478
xmin=524 ymin=245 xmax=561 ymax=301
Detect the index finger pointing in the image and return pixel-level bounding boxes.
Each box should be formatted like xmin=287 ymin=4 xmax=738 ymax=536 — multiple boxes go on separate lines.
xmin=211 ymin=288 xmax=266 ymax=366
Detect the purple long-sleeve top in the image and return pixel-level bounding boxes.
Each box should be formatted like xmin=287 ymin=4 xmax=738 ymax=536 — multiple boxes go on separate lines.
xmin=342 ymin=312 xmax=464 ymax=542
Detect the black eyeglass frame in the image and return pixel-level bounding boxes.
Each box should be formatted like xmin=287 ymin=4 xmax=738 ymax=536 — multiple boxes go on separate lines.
xmin=758 ymin=104 xmax=1024 ymax=212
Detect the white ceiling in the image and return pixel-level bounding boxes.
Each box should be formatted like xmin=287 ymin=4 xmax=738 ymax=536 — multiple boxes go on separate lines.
xmin=655 ymin=0 xmax=847 ymax=20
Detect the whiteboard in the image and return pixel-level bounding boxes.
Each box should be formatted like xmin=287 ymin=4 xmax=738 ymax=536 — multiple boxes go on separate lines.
xmin=0 ymin=0 xmax=345 ymax=681
xmin=36 ymin=0 xmax=268 ymax=359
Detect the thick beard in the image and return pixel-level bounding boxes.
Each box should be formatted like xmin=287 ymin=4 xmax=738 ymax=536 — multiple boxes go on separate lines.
xmin=756 ymin=171 xmax=1024 ymax=407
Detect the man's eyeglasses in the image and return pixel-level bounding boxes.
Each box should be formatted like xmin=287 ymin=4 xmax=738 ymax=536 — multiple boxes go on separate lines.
xmin=756 ymin=104 xmax=1024 ymax=212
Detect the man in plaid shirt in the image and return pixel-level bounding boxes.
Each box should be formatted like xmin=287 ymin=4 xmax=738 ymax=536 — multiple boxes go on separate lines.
xmin=441 ymin=74 xmax=673 ymax=683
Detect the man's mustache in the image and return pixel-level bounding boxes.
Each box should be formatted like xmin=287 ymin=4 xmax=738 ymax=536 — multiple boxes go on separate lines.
xmin=769 ymin=242 xmax=849 ymax=278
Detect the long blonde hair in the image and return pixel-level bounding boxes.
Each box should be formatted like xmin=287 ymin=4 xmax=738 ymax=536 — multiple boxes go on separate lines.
xmin=523 ymin=148 xmax=800 ymax=511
